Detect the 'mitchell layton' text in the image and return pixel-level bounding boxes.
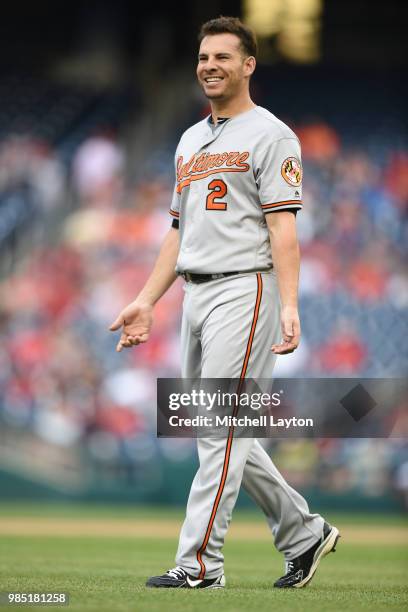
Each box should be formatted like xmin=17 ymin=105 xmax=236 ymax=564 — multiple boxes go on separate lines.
xmin=168 ymin=415 xmax=314 ymax=429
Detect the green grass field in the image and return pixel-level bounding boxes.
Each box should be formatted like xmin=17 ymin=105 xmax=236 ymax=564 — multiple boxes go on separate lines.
xmin=0 ymin=504 xmax=407 ymax=612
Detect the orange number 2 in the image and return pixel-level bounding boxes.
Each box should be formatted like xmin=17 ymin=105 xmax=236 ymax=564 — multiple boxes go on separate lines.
xmin=206 ymin=179 xmax=228 ymax=211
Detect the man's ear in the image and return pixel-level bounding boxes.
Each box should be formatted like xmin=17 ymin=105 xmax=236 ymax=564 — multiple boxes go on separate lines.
xmin=244 ymin=56 xmax=256 ymax=77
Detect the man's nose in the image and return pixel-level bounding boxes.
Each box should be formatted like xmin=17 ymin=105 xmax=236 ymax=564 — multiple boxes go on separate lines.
xmin=204 ymin=57 xmax=217 ymax=71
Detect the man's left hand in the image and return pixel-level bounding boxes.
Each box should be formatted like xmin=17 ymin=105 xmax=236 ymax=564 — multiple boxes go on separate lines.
xmin=271 ymin=306 xmax=301 ymax=355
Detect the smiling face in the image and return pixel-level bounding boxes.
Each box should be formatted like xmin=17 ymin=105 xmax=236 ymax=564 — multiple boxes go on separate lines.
xmin=197 ymin=33 xmax=255 ymax=103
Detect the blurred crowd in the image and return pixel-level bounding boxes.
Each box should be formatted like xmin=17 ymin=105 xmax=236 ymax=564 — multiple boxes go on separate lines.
xmin=0 ymin=77 xmax=407 ymax=508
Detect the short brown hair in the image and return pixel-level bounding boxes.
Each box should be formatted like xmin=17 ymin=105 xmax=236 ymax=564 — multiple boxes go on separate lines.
xmin=198 ymin=16 xmax=258 ymax=59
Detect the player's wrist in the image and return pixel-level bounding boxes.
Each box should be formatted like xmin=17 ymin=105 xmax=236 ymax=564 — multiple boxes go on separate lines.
xmin=133 ymin=296 xmax=155 ymax=310
xmin=281 ymin=303 xmax=298 ymax=311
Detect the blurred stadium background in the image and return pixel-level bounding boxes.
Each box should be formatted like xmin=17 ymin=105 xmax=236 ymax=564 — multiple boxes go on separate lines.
xmin=0 ymin=0 xmax=407 ymax=516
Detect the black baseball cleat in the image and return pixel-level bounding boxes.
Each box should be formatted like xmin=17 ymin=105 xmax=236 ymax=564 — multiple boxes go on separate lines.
xmin=274 ymin=522 xmax=340 ymax=588
xmin=146 ymin=566 xmax=225 ymax=589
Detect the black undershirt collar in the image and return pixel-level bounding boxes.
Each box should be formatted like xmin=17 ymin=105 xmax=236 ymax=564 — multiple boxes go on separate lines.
xmin=208 ymin=116 xmax=229 ymax=125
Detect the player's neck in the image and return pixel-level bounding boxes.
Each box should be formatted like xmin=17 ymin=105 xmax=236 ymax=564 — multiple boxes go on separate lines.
xmin=210 ymin=95 xmax=256 ymax=124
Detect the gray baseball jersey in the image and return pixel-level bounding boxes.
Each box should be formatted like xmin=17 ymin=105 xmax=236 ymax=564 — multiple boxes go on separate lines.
xmin=170 ymin=105 xmax=303 ymax=274
xmin=166 ymin=105 xmax=325 ymax=582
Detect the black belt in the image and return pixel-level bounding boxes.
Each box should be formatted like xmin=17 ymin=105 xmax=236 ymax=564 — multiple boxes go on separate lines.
xmin=180 ymin=271 xmax=242 ymax=284
xmin=180 ymin=270 xmax=264 ymax=284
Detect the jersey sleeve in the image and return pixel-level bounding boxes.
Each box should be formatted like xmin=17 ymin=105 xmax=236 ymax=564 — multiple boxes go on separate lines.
xmin=169 ymin=149 xmax=180 ymax=227
xmin=255 ymin=137 xmax=303 ymax=214
xmin=170 ymin=184 xmax=180 ymax=228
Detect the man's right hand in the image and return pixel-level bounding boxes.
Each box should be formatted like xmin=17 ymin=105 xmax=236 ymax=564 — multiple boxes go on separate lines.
xmin=109 ymin=301 xmax=153 ymax=352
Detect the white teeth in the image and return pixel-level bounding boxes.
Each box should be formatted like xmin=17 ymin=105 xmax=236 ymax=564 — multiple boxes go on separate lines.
xmin=205 ymin=77 xmax=222 ymax=82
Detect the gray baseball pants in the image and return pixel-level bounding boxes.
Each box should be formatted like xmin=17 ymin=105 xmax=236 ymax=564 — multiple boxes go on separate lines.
xmin=175 ymin=271 xmax=324 ymax=579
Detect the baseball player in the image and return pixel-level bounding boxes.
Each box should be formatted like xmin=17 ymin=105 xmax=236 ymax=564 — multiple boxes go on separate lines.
xmin=110 ymin=16 xmax=339 ymax=590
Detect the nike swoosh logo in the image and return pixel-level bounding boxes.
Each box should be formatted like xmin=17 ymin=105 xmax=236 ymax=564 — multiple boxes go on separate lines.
xmin=186 ymin=577 xmax=203 ymax=587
